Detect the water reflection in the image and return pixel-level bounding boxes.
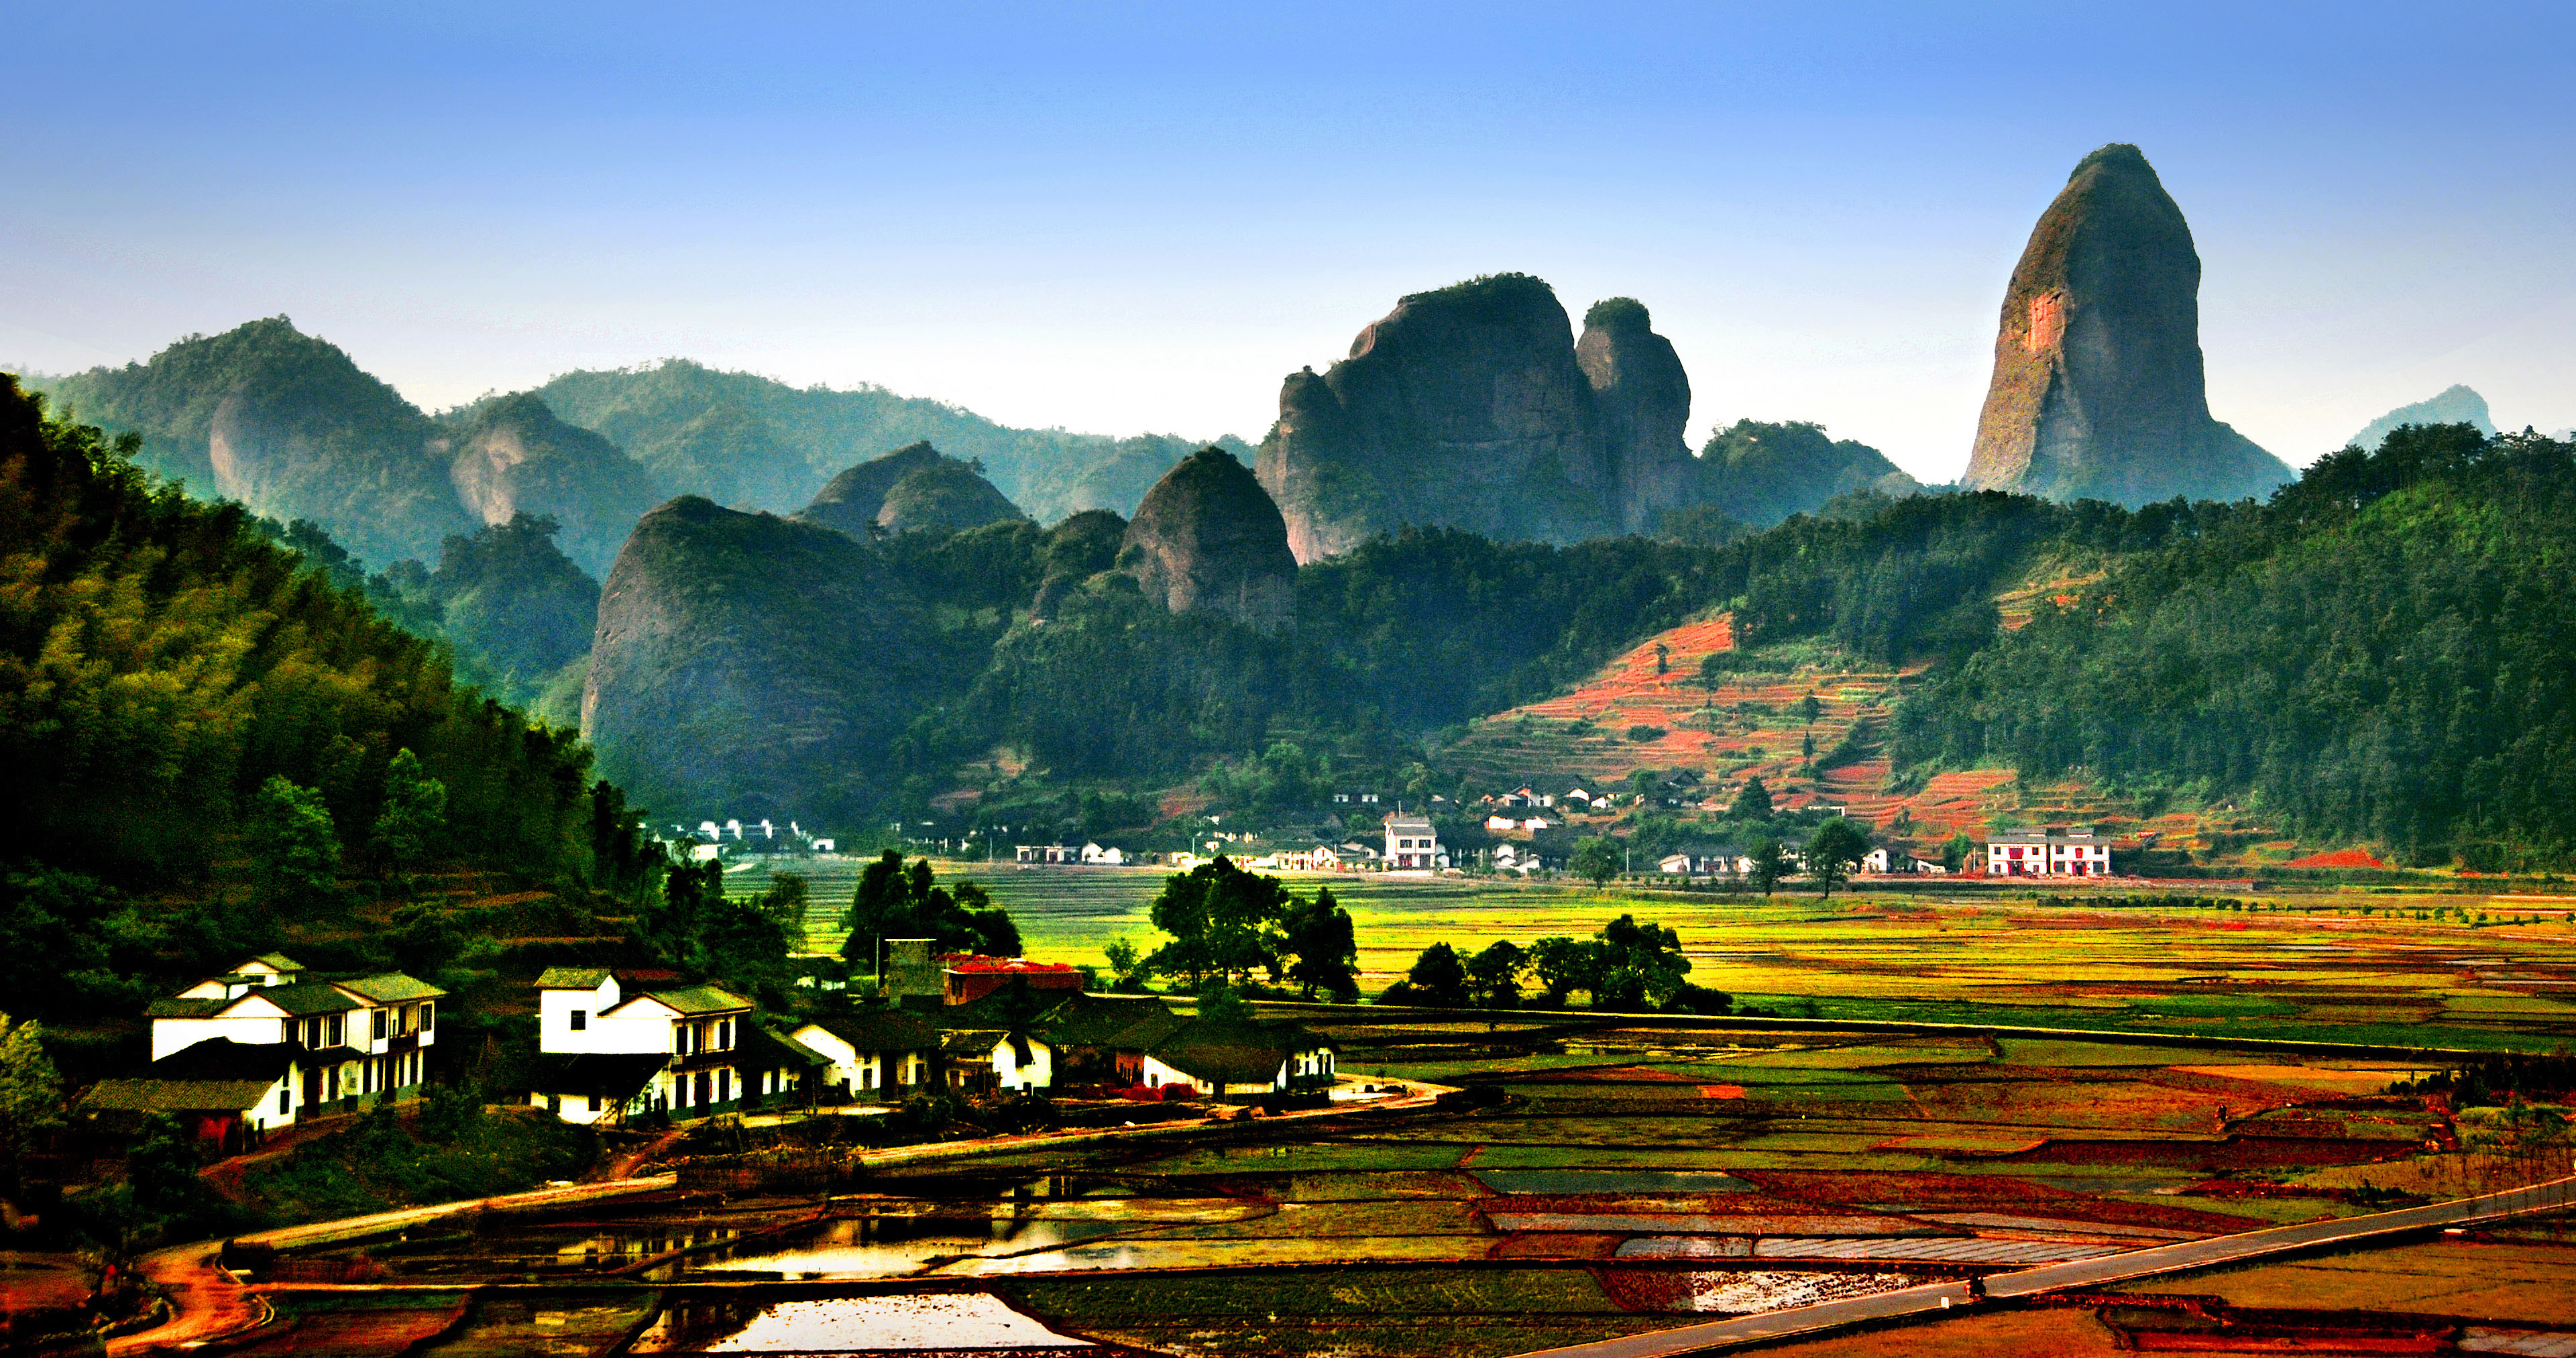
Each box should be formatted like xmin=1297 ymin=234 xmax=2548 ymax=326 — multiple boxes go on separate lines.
xmin=688 ymin=1214 xmax=1142 ymax=1280
xmin=630 ymin=1293 xmax=1093 ymax=1352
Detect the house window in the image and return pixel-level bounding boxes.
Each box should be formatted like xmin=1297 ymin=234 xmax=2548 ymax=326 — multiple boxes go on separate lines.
xmin=677 ymin=1026 xmax=693 ymax=1056
xmin=372 ymin=1009 xmax=387 ymax=1041
xmin=421 ymin=1003 xmax=434 ymax=1032
xmin=327 ymin=1015 xmax=344 ymax=1046
xmin=570 ymin=1009 xmax=587 ymax=1031
xmin=280 ymin=1086 xmax=291 ymax=1114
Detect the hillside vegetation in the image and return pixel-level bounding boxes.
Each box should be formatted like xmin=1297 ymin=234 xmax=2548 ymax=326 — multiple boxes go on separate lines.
xmin=0 ymin=373 xmax=638 ymax=893
xmin=526 ymin=358 xmax=1247 ymax=522
xmin=1900 ymin=424 xmax=2576 ymax=870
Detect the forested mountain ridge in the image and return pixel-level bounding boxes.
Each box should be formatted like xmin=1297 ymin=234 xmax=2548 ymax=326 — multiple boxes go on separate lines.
xmin=0 ymin=373 xmax=636 ymax=887
xmin=524 ymin=359 xmax=1247 ymax=523
xmin=38 ymin=317 xmax=474 ymax=565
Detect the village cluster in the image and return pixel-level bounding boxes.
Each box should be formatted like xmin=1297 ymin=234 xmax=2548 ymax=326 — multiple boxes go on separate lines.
xmin=75 ymin=944 xmax=1342 ymax=1149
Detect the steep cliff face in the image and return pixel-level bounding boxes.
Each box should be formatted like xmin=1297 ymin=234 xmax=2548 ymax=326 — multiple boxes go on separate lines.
xmin=48 ymin=317 xmax=473 ymax=565
xmin=1255 ymin=274 xmax=1695 ymax=561
xmin=1117 ymin=447 xmax=1298 ymax=632
xmin=441 ymin=392 xmax=666 ymax=577
xmin=583 ymin=497 xmax=945 ymax=817
xmin=2349 ymin=385 xmax=2495 ymax=451
xmin=1964 ymin=144 xmax=2292 ymax=506
xmin=1574 ymin=298 xmax=1698 ymax=533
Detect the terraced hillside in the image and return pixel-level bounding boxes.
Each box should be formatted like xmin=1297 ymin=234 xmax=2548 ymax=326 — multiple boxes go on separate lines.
xmin=1432 ymin=609 xmax=2326 ymax=873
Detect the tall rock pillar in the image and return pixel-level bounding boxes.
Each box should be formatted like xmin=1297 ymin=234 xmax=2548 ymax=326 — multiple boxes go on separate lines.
xmin=1963 ymin=144 xmax=2292 ymax=505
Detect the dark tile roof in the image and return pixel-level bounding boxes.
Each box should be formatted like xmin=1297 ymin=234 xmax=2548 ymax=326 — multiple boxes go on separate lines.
xmin=535 ymin=966 xmax=615 ymax=991
xmin=82 ymin=1038 xmax=293 ymax=1114
xmin=529 ymin=1052 xmax=668 ymax=1103
xmin=245 ymin=952 xmax=304 ymax=972
xmin=144 ymin=997 xmax=227 ymax=1019
xmin=803 ymin=1009 xmax=942 ymax=1053
xmin=337 ymin=973 xmax=445 ymax=1003
xmin=739 ymin=1022 xmax=832 ymax=1070
xmin=639 ymin=984 xmax=753 ymax=1016
xmin=258 ymin=982 xmax=365 ymax=1016
xmin=1034 ymin=994 xmax=1182 ymax=1048
xmin=1147 ymin=1019 xmax=1333 ymax=1087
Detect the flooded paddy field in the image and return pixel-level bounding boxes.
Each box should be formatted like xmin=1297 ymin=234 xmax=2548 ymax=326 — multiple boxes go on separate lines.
xmin=231 ymin=1015 xmax=2576 ymax=1355
xmin=753 ymin=862 xmax=2576 ymax=1054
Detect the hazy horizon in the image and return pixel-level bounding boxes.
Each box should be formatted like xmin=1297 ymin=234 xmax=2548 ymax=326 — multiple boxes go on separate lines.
xmin=6 ymin=3 xmax=2571 ymax=483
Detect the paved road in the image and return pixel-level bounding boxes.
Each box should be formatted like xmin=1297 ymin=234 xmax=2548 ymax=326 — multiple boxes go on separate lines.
xmin=1511 ymin=1174 xmax=2576 ymax=1358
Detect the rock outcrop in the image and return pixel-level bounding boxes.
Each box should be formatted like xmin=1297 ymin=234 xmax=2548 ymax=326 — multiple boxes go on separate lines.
xmin=441 ymin=392 xmax=666 ymax=577
xmin=791 ymin=441 xmax=946 ymax=539
xmin=1963 ymin=145 xmax=2293 ymax=506
xmin=1117 ymin=448 xmax=1298 ymax=632
xmin=583 ymin=496 xmax=945 ymax=817
xmin=1696 ymin=420 xmax=1922 ymax=527
xmin=1574 ymin=298 xmax=1699 ymax=532
xmin=873 ymin=458 xmax=1027 ymax=534
xmin=1254 ymin=274 xmax=1697 ymax=561
xmin=2348 ymin=385 xmax=2496 ymax=451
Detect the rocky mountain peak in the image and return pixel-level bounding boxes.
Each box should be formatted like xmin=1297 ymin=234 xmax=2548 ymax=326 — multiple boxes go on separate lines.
xmin=1962 ymin=144 xmax=2292 ymax=505
xmin=1117 ymin=447 xmax=1298 ymax=633
xmin=1255 ymin=274 xmax=1700 ymax=560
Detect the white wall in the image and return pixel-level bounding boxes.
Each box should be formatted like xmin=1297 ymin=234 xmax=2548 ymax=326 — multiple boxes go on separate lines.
xmin=152 ymin=1007 xmax=288 ymax=1062
xmin=991 ymin=1037 xmax=1052 ymax=1091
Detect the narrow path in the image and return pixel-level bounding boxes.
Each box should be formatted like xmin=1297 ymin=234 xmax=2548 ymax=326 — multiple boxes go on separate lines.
xmin=106 ymin=1245 xmax=267 ymax=1357
xmin=1510 ymin=1174 xmax=2576 ymax=1358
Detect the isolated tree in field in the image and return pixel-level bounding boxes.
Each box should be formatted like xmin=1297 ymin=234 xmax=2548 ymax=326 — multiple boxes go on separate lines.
xmin=1280 ymin=886 xmax=1359 ymax=1001
xmin=1732 ymin=777 xmax=1773 ymax=819
xmin=1797 ymin=694 xmax=1824 ymax=728
xmin=1750 ymin=838 xmax=1789 ymax=896
xmin=1942 ymin=833 xmax=1976 ymax=872
xmin=754 ymin=872 xmax=810 ymax=952
xmin=250 ymin=776 xmax=340 ymax=910
xmin=370 ymin=748 xmax=447 ymax=878
xmin=1145 ymin=856 xmax=1292 ymax=986
xmin=1805 ymin=818 xmax=1872 ymax=901
xmin=1571 ymin=836 xmax=1622 ymax=887
xmin=1594 ymin=915 xmax=1691 ymax=1009
xmin=841 ymin=852 xmax=1022 ymax=972
xmin=1465 ymin=940 xmax=1528 ymax=1007
xmin=1654 ymin=641 xmax=1670 ymax=675
xmin=1529 ymin=934 xmax=1598 ymax=1005
xmin=1102 ymin=938 xmax=1157 ymax=993
xmin=1402 ymin=943 xmax=1472 ymax=1006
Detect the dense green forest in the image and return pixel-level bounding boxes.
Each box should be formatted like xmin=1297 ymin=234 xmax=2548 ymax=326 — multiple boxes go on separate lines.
xmin=1897 ymin=425 xmax=2576 ymax=870
xmin=0 ymin=374 xmax=638 ymax=891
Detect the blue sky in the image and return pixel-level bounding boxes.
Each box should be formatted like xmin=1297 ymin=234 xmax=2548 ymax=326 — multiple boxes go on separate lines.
xmin=4 ymin=2 xmax=2570 ymax=479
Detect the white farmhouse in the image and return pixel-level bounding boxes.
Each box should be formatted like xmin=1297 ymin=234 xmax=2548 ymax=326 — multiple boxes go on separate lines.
xmin=1383 ymin=813 xmax=1447 ymax=870
xmin=1984 ymin=827 xmax=2113 ymax=878
xmin=791 ymin=1009 xmax=940 ymax=1100
xmin=528 ymin=968 xmax=763 ymax=1123
xmin=1135 ymin=1020 xmax=1338 ymax=1103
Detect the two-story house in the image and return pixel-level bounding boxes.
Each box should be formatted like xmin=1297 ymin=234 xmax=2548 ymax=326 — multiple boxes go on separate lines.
xmin=1383 ymin=813 xmax=1447 ymax=871
xmin=528 ymin=968 xmax=760 ymax=1123
xmin=88 ymin=953 xmax=444 ymax=1145
xmin=1984 ymin=827 xmax=2113 ymax=877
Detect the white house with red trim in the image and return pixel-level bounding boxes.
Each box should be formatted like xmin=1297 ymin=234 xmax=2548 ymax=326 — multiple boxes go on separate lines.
xmin=1984 ymin=827 xmax=2112 ymax=877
